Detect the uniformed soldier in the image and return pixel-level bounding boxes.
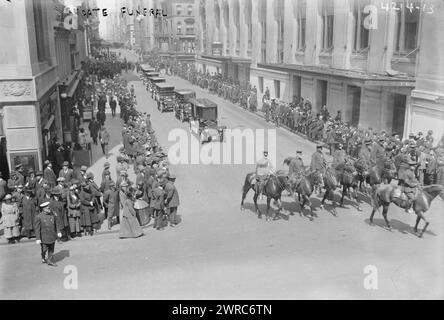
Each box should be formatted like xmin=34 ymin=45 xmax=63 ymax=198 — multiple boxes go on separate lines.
xmin=332 ymin=143 xmax=347 ymax=168
xmin=358 ymin=139 xmax=373 ymax=168
xmin=255 ymin=151 xmax=275 ymax=197
xmin=402 ymin=159 xmax=420 ymax=215
xmin=35 ymin=202 xmax=62 ymax=266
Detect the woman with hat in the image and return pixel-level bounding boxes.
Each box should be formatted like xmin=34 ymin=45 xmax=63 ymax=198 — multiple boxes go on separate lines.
xmin=79 ymin=182 xmax=95 ymax=236
xmin=50 ymin=188 xmax=70 ymax=241
xmin=67 ymin=184 xmax=82 ymax=238
xmin=119 ymin=188 xmax=143 ymax=239
xmin=1 ymin=195 xmax=20 ymax=243
xmin=21 ymin=187 xmax=37 ymax=239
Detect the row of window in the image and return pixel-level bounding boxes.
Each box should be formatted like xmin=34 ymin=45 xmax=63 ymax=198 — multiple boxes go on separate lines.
xmin=176 ymin=22 xmax=194 ymax=34
xmin=210 ymin=0 xmax=420 ymax=64
xmin=176 ymin=4 xmax=193 ymax=16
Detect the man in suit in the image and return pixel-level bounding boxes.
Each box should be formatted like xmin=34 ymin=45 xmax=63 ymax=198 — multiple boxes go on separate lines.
xmin=43 ymin=161 xmax=57 ymax=188
xmin=58 ymin=161 xmax=74 ymax=184
xmin=164 ymin=175 xmax=180 ymax=227
xmin=35 ymin=201 xmax=62 ymax=266
xmin=151 ymin=183 xmax=165 ymax=230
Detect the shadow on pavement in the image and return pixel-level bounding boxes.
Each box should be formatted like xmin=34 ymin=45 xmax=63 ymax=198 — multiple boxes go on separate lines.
xmin=365 ymin=217 xmax=437 ymax=237
xmin=53 ymin=250 xmax=70 ymax=263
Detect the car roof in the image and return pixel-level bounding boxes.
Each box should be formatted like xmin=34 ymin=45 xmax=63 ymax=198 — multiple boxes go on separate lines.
xmin=197 ymin=98 xmax=217 ymax=108
xmin=174 ymin=89 xmax=195 ymax=95
xmin=150 ymin=77 xmax=166 ymax=81
xmin=155 ymin=83 xmax=175 ymax=89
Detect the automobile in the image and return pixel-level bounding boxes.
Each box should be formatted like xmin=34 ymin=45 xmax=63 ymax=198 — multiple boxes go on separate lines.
xmin=147 ymin=77 xmax=166 ymax=98
xmin=140 ymin=64 xmax=155 ymax=73
xmin=189 ymin=98 xmax=226 ymax=143
xmin=174 ymin=89 xmax=196 ymax=122
xmin=154 ymin=83 xmax=175 ymax=112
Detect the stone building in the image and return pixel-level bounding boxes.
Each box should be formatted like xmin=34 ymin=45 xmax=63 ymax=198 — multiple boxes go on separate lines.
xmin=0 ymin=0 xmax=91 ymax=178
xmin=0 ymin=0 xmax=62 ymax=178
xmin=195 ymin=0 xmax=444 ymax=142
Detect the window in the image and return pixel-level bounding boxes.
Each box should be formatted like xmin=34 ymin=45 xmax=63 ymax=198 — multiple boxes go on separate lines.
xmin=297 ymin=0 xmax=306 ymax=50
xmin=33 ymin=0 xmax=49 ymax=63
xmin=274 ymin=80 xmax=281 ymax=99
xmin=320 ymin=0 xmax=334 ymax=51
xmin=259 ymin=77 xmax=264 ymax=93
xmin=246 ymin=0 xmax=252 ymax=49
xmin=177 ymin=22 xmax=182 ymax=34
xmin=177 ymin=5 xmax=182 ymax=15
xmin=187 ymin=5 xmax=193 ymax=16
xmin=394 ymin=0 xmax=420 ymax=55
xmin=260 ymin=0 xmax=267 ymax=62
xmin=186 ymin=24 xmax=194 ymax=34
xmin=353 ymin=0 xmax=370 ymax=52
xmin=276 ymin=0 xmax=285 ymax=63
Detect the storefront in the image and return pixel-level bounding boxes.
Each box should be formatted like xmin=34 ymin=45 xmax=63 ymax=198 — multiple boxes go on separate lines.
xmin=40 ymin=88 xmax=61 ymax=163
xmin=59 ymin=70 xmax=82 ymax=143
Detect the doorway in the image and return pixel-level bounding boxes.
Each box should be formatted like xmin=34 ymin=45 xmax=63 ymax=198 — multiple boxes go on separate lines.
xmin=293 ymin=75 xmax=301 ymax=101
xmin=347 ymin=85 xmax=362 ymax=126
xmin=0 ymin=137 xmax=9 ymax=180
xmin=392 ymin=93 xmax=407 ymax=137
xmin=316 ymin=79 xmax=328 ymax=111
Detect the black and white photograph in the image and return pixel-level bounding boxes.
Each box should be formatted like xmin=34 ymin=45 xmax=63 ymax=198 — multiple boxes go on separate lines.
xmin=0 ymin=0 xmax=443 ymax=301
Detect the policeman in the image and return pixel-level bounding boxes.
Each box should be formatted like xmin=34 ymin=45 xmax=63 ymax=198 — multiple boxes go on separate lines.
xmin=255 ymin=151 xmax=275 ymax=198
xmin=310 ymin=144 xmax=327 ymax=193
xmin=35 ymin=202 xmax=62 ymax=266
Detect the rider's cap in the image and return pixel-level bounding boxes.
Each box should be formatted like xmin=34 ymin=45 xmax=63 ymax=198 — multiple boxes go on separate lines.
xmin=296 ymin=150 xmax=302 ymax=154
xmin=316 ymin=144 xmax=323 ymax=149
xmin=263 ymin=150 xmax=268 ymax=154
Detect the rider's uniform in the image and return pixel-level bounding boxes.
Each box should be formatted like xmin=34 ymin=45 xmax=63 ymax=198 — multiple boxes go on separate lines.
xmin=255 ymin=157 xmax=274 ymax=194
xmin=332 ymin=148 xmax=346 ymax=168
xmin=402 ymin=166 xmax=419 ymax=210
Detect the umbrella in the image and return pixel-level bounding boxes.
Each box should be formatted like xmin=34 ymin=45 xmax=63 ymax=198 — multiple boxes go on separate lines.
xmin=134 ymin=199 xmax=149 ymax=210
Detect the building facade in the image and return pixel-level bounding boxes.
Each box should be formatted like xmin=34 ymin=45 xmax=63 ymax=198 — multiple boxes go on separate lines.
xmin=0 ymin=0 xmax=92 ymax=178
xmin=0 ymin=0 xmax=62 ymax=178
xmin=196 ymin=0 xmax=444 ymax=142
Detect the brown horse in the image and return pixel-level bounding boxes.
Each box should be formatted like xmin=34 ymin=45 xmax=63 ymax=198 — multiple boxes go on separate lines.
xmin=370 ymin=184 xmax=444 ymax=237
xmin=241 ymin=172 xmax=292 ymax=221
xmin=335 ymin=163 xmax=362 ymax=211
xmin=320 ymin=167 xmax=339 ymax=215
xmin=289 ymin=170 xmax=323 ymax=221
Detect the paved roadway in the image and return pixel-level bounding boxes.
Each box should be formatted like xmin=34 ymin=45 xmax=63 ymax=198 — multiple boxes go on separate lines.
xmin=1 ymin=59 xmax=443 ymax=300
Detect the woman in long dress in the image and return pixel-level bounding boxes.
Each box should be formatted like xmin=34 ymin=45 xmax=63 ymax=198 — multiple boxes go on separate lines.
xmin=1 ymin=195 xmax=20 ymax=244
xmin=119 ymin=190 xmax=143 ymax=239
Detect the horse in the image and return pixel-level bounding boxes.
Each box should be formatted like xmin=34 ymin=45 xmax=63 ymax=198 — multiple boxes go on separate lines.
xmin=289 ymin=170 xmax=323 ymax=221
xmin=369 ymin=184 xmax=444 ymax=237
xmin=320 ymin=167 xmax=339 ymax=215
xmin=240 ymin=172 xmax=292 ymax=221
xmin=335 ymin=163 xmax=362 ymax=211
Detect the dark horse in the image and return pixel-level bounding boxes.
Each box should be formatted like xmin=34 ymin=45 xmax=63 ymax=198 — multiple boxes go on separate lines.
xmin=335 ymin=162 xmax=362 ymax=211
xmin=320 ymin=167 xmax=339 ymax=215
xmin=241 ymin=172 xmax=291 ymax=221
xmin=370 ymin=184 xmax=444 ymax=237
xmin=289 ymin=170 xmax=323 ymax=221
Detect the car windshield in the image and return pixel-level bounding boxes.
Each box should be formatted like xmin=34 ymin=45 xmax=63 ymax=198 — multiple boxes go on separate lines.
xmin=199 ymin=108 xmax=217 ymax=120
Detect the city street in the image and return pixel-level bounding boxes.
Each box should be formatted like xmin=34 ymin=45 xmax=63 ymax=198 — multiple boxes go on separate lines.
xmin=1 ymin=67 xmax=443 ymax=300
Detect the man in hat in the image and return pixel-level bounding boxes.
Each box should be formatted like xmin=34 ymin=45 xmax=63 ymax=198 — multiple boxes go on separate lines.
xmin=255 ymin=151 xmax=275 ymax=198
xmin=310 ymin=144 xmax=327 ymax=174
xmin=76 ymin=165 xmax=88 ymax=184
xmin=102 ymin=162 xmax=111 ymax=182
xmin=103 ymin=181 xmax=119 ymax=230
xmin=164 ymin=175 xmax=179 ymax=227
xmin=116 ymin=170 xmax=130 ymax=189
xmin=358 ymin=139 xmax=373 ymax=168
xmin=35 ymin=171 xmax=46 ymax=194
xmin=15 ymin=164 xmax=25 ymax=186
xmin=21 ymin=187 xmax=37 ymax=239
xmin=401 ymin=159 xmax=420 ymax=215
xmin=25 ymin=169 xmax=37 ymax=191
xmin=59 ymin=161 xmax=74 ymax=184
xmin=332 ymin=143 xmax=347 ymax=169
xmin=50 ymin=188 xmax=69 ymax=242
xmin=43 ymin=161 xmax=57 ymax=188
xmin=371 ymin=136 xmax=387 ymax=169
xmin=35 ymin=201 xmax=62 ymax=266
xmin=288 ymin=150 xmax=305 ymax=178
xmin=151 ymin=181 xmax=166 ymax=230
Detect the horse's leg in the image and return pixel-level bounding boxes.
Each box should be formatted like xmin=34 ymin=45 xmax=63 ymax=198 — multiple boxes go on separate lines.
xmin=352 ymin=187 xmax=362 ymax=211
xmin=274 ymin=198 xmax=283 ymax=220
xmin=413 ymin=215 xmax=421 ymax=233
xmin=320 ymin=188 xmax=327 ymax=210
xmin=340 ymin=185 xmax=346 ymax=207
xmin=253 ymin=192 xmax=261 ymax=219
xmin=266 ymin=197 xmax=271 ymax=222
xmin=240 ymin=186 xmax=248 ymax=211
xmin=416 ymin=211 xmax=430 ymax=238
xmin=382 ymin=204 xmax=391 ymax=230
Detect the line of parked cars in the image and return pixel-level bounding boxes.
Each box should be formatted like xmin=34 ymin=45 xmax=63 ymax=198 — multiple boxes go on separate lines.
xmin=139 ymin=64 xmax=226 ymax=143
